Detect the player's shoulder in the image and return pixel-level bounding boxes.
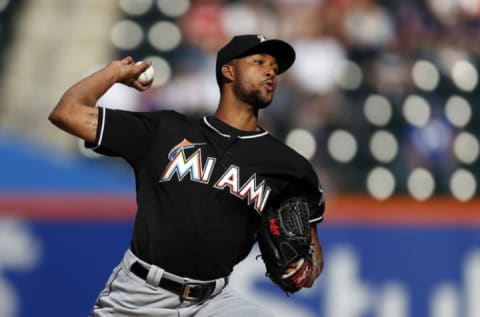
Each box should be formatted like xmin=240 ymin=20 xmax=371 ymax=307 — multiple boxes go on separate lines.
xmin=159 ymin=110 xmax=200 ymax=127
xmin=264 ymin=133 xmax=311 ymax=166
xmin=126 ymin=109 xmax=197 ymax=126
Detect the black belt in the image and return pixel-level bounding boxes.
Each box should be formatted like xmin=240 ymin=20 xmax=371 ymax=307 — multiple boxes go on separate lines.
xmin=130 ymin=261 xmax=218 ymax=302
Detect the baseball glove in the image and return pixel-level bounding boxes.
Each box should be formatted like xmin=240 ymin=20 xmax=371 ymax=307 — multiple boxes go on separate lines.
xmin=257 ymin=197 xmax=314 ymax=294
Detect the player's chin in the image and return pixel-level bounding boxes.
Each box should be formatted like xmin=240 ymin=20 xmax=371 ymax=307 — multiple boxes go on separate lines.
xmin=254 ymin=95 xmax=273 ymax=109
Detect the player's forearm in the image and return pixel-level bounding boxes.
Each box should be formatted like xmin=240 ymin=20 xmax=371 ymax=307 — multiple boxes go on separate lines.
xmin=50 ymin=63 xmax=118 ymax=118
xmin=69 ymin=69 xmax=116 ymax=105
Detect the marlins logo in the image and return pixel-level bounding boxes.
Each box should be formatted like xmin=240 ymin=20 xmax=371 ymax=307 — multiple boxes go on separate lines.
xmin=257 ymin=35 xmax=267 ymax=42
xmin=161 ymin=138 xmax=212 ymax=183
xmin=167 ymin=138 xmax=206 ymax=160
xmin=160 ymin=138 xmax=271 ymax=214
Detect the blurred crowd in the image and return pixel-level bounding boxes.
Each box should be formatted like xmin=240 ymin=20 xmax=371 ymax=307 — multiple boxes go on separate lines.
xmin=110 ymin=0 xmax=480 ymax=197
xmin=2 ymin=0 xmax=479 ymax=197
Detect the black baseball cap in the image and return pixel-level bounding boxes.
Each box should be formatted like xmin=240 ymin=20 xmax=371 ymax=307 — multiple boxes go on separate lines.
xmin=215 ymin=34 xmax=296 ymax=86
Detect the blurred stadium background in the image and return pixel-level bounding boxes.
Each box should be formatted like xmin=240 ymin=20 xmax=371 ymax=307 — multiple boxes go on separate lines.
xmin=0 ymin=0 xmax=480 ymax=317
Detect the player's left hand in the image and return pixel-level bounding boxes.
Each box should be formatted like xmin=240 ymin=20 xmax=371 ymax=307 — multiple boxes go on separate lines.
xmin=257 ymin=197 xmax=320 ymax=294
xmin=285 ymin=240 xmax=323 ymax=289
xmin=303 ymin=250 xmax=323 ymax=288
xmin=303 ymin=226 xmax=324 ymax=288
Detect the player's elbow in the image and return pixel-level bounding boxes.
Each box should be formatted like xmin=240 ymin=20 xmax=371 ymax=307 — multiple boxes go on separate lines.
xmin=48 ymin=104 xmax=81 ymax=140
xmin=48 ymin=101 xmax=99 ymax=143
xmin=48 ymin=107 xmax=60 ymax=124
xmin=48 ymin=96 xmax=78 ymax=129
xmin=48 ymin=104 xmax=68 ymax=128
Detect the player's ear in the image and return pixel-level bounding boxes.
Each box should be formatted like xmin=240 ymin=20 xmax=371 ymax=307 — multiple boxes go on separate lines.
xmin=221 ymin=64 xmax=235 ymax=82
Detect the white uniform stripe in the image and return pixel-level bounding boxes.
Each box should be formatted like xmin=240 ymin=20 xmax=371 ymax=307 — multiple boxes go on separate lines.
xmin=92 ymin=107 xmax=106 ymax=150
xmin=309 ymin=215 xmax=324 ymax=223
xmin=203 ymin=117 xmax=230 ymax=138
xmin=239 ymin=131 xmax=269 ymax=139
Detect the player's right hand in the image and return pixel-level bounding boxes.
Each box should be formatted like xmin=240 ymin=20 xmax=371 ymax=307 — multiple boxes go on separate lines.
xmin=109 ymin=56 xmax=153 ymax=91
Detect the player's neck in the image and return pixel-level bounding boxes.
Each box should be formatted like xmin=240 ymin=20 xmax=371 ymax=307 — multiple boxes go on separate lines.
xmin=216 ymin=94 xmax=260 ymax=132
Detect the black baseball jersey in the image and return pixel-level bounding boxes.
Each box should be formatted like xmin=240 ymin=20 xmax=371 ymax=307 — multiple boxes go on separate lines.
xmin=87 ymin=108 xmax=325 ymax=280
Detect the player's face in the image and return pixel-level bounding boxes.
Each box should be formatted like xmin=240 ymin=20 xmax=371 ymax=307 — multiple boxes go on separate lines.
xmin=233 ymin=54 xmax=279 ymax=109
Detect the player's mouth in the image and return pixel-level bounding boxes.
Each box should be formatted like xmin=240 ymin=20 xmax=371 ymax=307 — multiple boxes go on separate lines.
xmin=263 ymin=79 xmax=275 ymax=92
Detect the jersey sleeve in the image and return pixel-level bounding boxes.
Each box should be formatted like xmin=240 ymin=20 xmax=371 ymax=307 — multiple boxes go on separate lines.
xmin=85 ymin=107 xmax=160 ymax=165
xmin=303 ymin=163 xmax=325 ymax=224
xmin=274 ymin=161 xmax=325 ymax=224
xmin=269 ymin=139 xmax=326 ymax=224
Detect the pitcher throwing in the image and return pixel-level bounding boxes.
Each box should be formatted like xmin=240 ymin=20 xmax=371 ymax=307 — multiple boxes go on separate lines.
xmin=49 ymin=34 xmax=326 ymax=317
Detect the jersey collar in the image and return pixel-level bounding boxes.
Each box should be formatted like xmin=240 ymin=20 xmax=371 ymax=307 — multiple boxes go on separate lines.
xmin=203 ymin=116 xmax=269 ymax=139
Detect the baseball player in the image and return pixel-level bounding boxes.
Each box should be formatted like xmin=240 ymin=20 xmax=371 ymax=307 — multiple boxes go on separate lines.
xmin=49 ymin=34 xmax=325 ymax=316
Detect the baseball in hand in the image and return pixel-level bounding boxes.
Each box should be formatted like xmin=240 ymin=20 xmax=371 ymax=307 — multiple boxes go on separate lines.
xmin=136 ymin=61 xmax=154 ymax=85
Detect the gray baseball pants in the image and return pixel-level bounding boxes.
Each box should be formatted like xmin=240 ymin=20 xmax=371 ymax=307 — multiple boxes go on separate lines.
xmin=90 ymin=249 xmax=272 ymax=317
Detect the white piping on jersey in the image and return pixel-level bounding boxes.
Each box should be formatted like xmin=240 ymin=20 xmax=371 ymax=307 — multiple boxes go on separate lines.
xmin=203 ymin=117 xmax=230 ymax=137
xmin=203 ymin=117 xmax=269 ymax=139
xmin=92 ymin=107 xmax=106 ymax=149
xmin=309 ymin=215 xmax=324 ymax=223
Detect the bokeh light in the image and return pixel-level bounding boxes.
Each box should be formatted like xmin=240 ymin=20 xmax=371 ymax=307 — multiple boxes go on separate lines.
xmin=453 ymin=132 xmax=480 ymax=164
xmin=327 ymin=130 xmax=358 ymax=163
xmin=147 ymin=21 xmax=182 ymax=52
xmin=450 ymin=169 xmax=477 ymax=201
xmin=369 ymin=130 xmax=398 ymax=163
xmin=412 ymin=60 xmax=440 ymax=91
xmin=407 ymin=168 xmax=435 ymax=201
xmin=157 ymin=0 xmax=190 ymax=17
xmin=110 ymin=20 xmax=144 ymax=50
xmin=146 ymin=55 xmax=172 ymax=87
xmin=285 ymin=128 xmax=317 ymax=161
xmin=363 ymin=94 xmax=393 ymax=127
xmin=335 ymin=60 xmax=363 ymax=90
xmin=402 ymin=95 xmax=431 ymax=127
xmin=445 ymin=95 xmax=472 ymax=128
xmin=0 ymin=0 xmax=9 ymax=12
xmin=119 ymin=0 xmax=153 ymax=16
xmin=367 ymin=167 xmax=396 ymax=200
xmin=451 ymin=60 xmax=478 ymax=92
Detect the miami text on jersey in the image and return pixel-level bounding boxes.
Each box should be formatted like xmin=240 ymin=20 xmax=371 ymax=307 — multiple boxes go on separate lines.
xmin=159 ymin=139 xmax=271 ymax=214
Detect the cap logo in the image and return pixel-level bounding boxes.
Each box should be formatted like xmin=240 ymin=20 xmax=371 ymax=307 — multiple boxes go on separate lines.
xmin=257 ymin=35 xmax=267 ymax=42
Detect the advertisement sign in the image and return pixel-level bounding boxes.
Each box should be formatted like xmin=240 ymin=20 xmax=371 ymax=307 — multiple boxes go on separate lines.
xmin=0 ymin=196 xmax=479 ymax=317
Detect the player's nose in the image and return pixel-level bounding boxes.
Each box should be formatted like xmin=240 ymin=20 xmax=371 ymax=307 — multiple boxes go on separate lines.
xmin=264 ymin=67 xmax=277 ymax=79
